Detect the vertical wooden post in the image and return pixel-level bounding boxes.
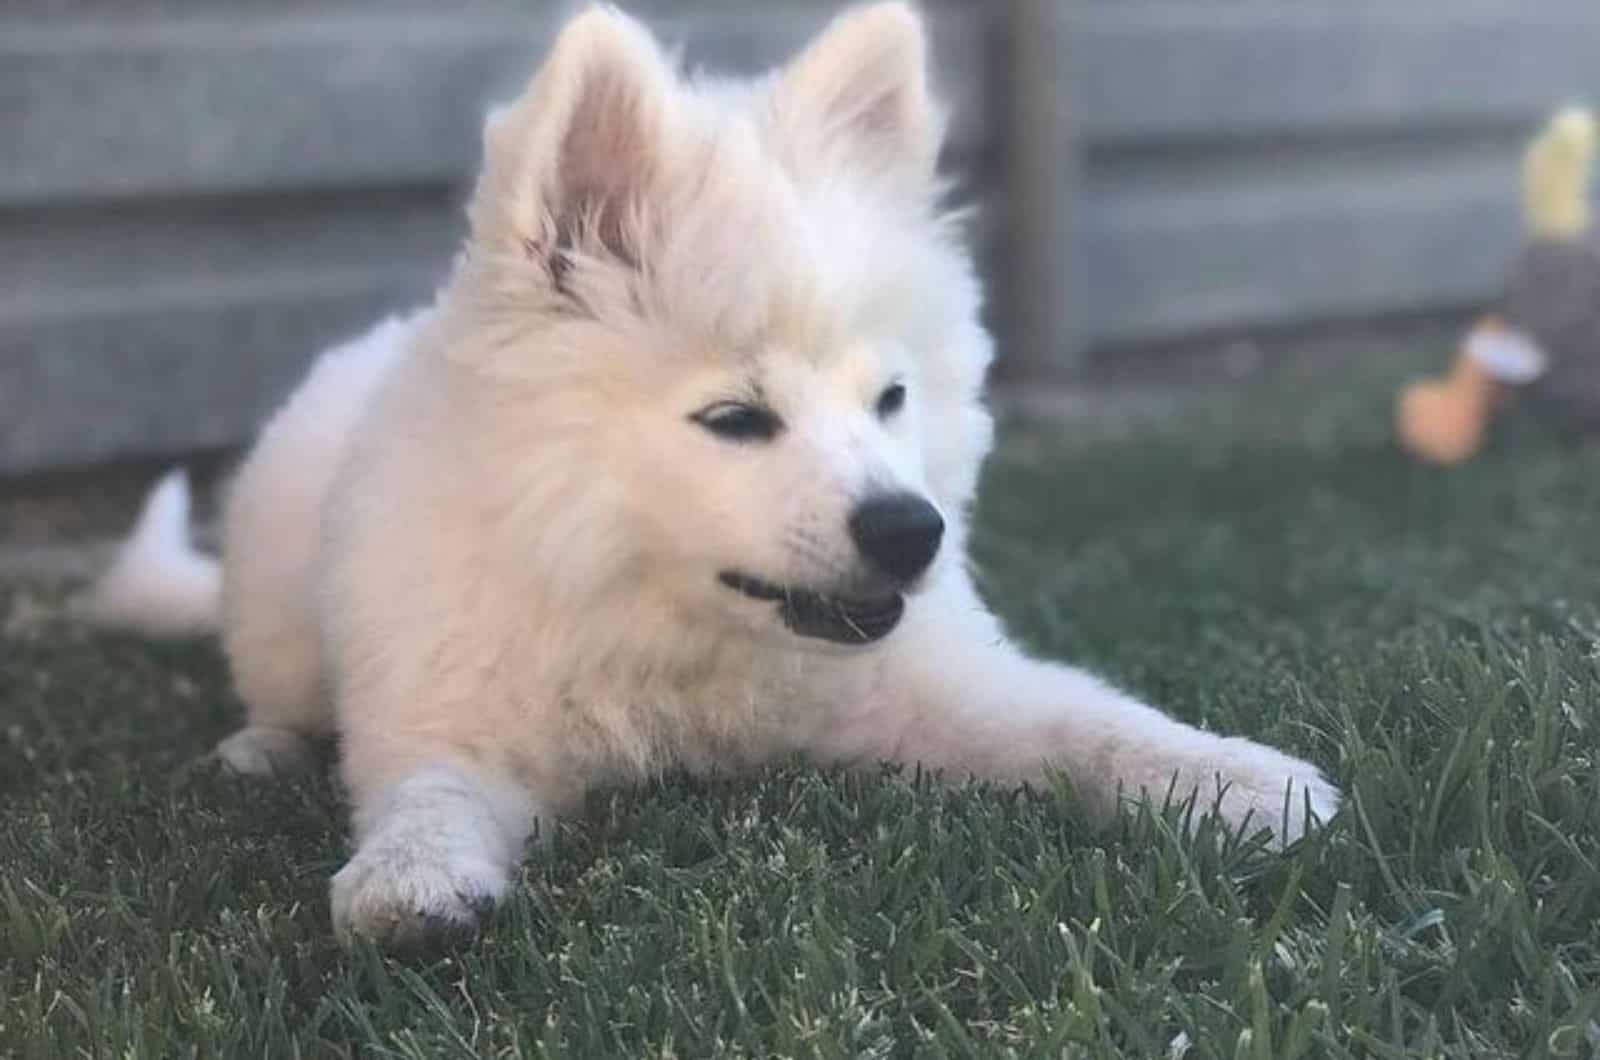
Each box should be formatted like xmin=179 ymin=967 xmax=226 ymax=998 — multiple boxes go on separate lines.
xmin=1000 ymin=0 xmax=1080 ymax=381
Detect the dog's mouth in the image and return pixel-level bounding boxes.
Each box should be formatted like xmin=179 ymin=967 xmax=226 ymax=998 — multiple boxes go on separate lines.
xmin=718 ymin=571 xmax=905 ymax=645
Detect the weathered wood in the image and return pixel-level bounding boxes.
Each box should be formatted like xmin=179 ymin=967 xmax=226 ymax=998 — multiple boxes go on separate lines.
xmin=1036 ymin=1 xmax=1600 ymax=351
xmin=7 ymin=0 xmax=1599 ymax=473
xmin=0 ymin=6 xmax=993 ymax=206
xmin=1076 ymin=152 xmax=1518 ymax=346
xmin=998 ymin=0 xmax=1079 ymax=379
xmin=1068 ymin=2 xmax=1600 ymax=145
xmin=0 ymin=3 xmax=996 ymax=474
xmin=0 ymin=189 xmax=461 ymax=313
xmin=0 ymin=274 xmax=433 ymax=474
xmin=0 ymin=189 xmax=460 ymax=474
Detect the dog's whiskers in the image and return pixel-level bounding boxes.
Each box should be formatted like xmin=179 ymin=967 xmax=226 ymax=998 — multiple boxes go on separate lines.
xmin=836 ymin=601 xmax=870 ymax=642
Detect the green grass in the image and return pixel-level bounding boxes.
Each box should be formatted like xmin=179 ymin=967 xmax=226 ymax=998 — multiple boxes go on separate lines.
xmin=4 ymin=350 xmax=1600 ymax=1058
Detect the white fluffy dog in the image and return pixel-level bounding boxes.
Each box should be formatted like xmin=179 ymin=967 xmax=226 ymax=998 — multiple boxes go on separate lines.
xmin=84 ymin=3 xmax=1339 ymax=948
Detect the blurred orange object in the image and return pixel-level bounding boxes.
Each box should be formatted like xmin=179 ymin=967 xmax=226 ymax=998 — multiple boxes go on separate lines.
xmin=1397 ymin=317 xmax=1508 ymax=465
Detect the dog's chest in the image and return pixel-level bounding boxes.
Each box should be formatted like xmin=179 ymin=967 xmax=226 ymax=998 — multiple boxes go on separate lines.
xmin=545 ymin=645 xmax=876 ymax=780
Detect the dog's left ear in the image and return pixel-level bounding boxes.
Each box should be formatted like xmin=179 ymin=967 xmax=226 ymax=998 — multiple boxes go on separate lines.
xmin=775 ymin=2 xmax=943 ymax=186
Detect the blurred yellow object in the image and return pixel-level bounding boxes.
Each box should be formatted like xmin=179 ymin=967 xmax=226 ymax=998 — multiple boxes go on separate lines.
xmin=1523 ymin=106 xmax=1597 ymax=240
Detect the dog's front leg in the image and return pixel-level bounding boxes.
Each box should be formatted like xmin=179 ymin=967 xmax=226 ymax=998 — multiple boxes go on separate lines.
xmin=818 ymin=580 xmax=1340 ymax=845
xmin=330 ymin=759 xmax=540 ymax=949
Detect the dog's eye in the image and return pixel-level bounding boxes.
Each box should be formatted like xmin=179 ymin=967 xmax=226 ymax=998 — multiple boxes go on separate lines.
xmin=876 ymin=383 xmax=907 ymax=419
xmin=691 ymin=402 xmax=783 ymax=442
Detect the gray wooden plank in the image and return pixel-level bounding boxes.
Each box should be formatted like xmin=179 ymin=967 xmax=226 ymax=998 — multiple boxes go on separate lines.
xmin=0 ymin=188 xmax=461 ymax=316
xmin=0 ymin=6 xmax=993 ymax=206
xmin=1066 ymin=2 xmax=1600 ymax=145
xmin=0 ymin=14 xmax=552 ymax=205
xmin=1075 ymin=152 xmax=1519 ymax=346
xmin=0 ymin=271 xmax=432 ymax=474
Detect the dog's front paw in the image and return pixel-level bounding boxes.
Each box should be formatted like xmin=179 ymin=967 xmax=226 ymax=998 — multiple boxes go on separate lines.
xmin=1202 ymin=738 xmax=1341 ymax=847
xmin=330 ymin=838 xmax=508 ymax=950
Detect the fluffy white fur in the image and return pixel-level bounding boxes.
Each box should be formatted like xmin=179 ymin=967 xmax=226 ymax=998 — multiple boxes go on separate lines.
xmin=71 ymin=470 xmax=219 ymax=636
xmin=85 ymin=3 xmax=1340 ymax=948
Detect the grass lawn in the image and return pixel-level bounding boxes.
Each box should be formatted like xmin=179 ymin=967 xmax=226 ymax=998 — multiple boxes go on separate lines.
xmin=3 ymin=347 xmax=1599 ymax=1058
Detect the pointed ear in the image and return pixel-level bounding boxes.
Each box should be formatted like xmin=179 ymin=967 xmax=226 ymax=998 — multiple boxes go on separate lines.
xmin=775 ymin=2 xmax=942 ymax=183
xmin=471 ymin=7 xmax=676 ymax=274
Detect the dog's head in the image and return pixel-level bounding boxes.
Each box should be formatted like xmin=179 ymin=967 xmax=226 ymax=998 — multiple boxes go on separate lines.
xmin=442 ymin=3 xmax=994 ymax=647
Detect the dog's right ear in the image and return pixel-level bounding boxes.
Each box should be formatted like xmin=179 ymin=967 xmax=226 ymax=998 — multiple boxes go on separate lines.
xmin=470 ymin=7 xmax=676 ymax=284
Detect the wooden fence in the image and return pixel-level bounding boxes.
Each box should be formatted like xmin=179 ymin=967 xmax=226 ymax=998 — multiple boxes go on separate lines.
xmin=3 ymin=1 xmax=1599 ymax=473
xmin=1036 ymin=1 xmax=1600 ymax=371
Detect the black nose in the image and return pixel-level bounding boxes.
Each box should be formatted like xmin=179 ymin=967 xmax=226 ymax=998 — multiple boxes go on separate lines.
xmin=848 ymin=493 xmax=944 ymax=584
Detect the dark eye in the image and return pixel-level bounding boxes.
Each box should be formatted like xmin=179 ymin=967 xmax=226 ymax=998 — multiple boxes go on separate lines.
xmin=691 ymin=402 xmax=783 ymax=443
xmin=876 ymin=382 xmax=907 ymax=419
